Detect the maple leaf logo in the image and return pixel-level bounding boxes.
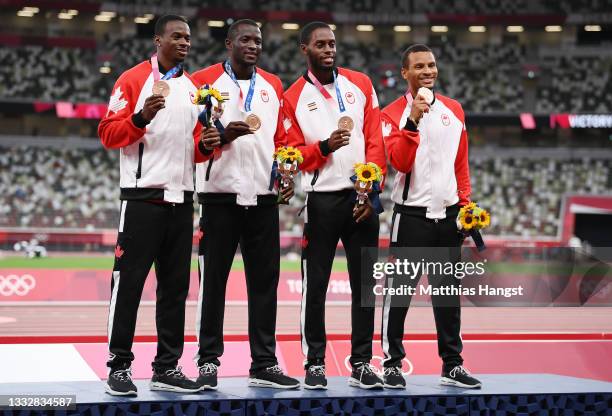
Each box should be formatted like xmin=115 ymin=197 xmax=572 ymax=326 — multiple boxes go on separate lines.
xmin=114 ymin=245 xmax=124 ymax=259
xmin=107 ymin=86 xmax=128 ymax=115
xmin=382 ymin=121 xmax=392 ymax=138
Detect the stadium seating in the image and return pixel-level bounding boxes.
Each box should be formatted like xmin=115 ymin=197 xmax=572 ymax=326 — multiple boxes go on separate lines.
xmin=1 ymin=31 xmax=610 ymax=113
xmin=2 ymin=145 xmax=610 ymax=237
xmin=87 ymin=0 xmax=612 ymax=14
xmin=0 ymin=147 xmax=118 ymax=229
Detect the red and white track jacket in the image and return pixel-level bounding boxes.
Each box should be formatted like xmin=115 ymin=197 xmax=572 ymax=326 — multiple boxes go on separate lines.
xmin=382 ymin=93 xmax=471 ymax=219
xmin=98 ymin=60 xmax=205 ymax=203
xmin=191 ymin=63 xmax=286 ymax=206
xmin=283 ymin=68 xmax=386 ymax=192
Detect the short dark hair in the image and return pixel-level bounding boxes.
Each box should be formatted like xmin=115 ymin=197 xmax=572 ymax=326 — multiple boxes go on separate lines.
xmin=401 ymin=44 xmax=433 ymax=68
xmin=300 ymin=21 xmax=332 ymax=45
xmin=154 ymin=14 xmax=188 ymax=36
xmin=227 ymin=19 xmax=259 ymax=40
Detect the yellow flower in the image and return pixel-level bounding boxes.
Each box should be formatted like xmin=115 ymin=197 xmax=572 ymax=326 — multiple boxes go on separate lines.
xmin=192 ymin=87 xmax=225 ymax=105
xmin=274 ymin=147 xmax=288 ymax=160
xmin=459 ymin=202 xmax=491 ymax=230
xmin=192 ymin=88 xmax=209 ymax=104
xmin=366 ymin=162 xmax=383 ymax=182
xmin=209 ymin=88 xmax=224 ymax=103
xmin=274 ymin=146 xmax=303 ymax=164
xmin=478 ymin=210 xmax=491 ymax=228
xmin=191 ymin=89 xmax=201 ymax=104
xmin=284 ymin=146 xmax=303 ymax=163
xmin=460 ymin=212 xmax=478 ymax=231
xmin=354 ymin=163 xmax=377 ymax=183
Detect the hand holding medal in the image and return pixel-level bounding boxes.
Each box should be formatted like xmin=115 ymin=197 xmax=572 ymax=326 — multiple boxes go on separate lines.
xmin=417 ymin=87 xmax=434 ymax=104
xmin=245 ymin=114 xmax=261 ymax=131
xmin=408 ymin=87 xmax=433 ymax=126
xmin=307 ymin=69 xmax=354 ymax=145
xmin=152 ymin=81 xmax=170 ymax=97
xmin=141 ymin=95 xmax=166 ymax=122
xmin=328 ymin=128 xmax=351 ymax=151
xmin=150 ymin=54 xmax=182 ymax=98
xmin=224 ymin=60 xmax=262 ymax=133
xmin=338 ymin=115 xmax=354 ymax=131
xmin=143 ymin=54 xmax=184 ymax=122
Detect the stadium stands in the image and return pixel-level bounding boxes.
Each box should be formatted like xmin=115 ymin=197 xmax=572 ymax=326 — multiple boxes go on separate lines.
xmin=1 ymin=30 xmax=610 ymax=113
xmin=0 ymin=146 xmax=118 ymax=229
xmin=536 ymin=55 xmax=612 ymax=113
xmin=78 ymin=0 xmax=612 ymax=14
xmin=2 ymin=145 xmax=610 ymax=237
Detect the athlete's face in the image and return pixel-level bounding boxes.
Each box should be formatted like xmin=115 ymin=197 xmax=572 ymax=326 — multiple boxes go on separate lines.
xmin=155 ymin=20 xmax=191 ymax=64
xmin=302 ymin=28 xmax=336 ymax=70
xmin=227 ymin=24 xmax=262 ymax=66
xmin=402 ymin=51 xmax=438 ymax=90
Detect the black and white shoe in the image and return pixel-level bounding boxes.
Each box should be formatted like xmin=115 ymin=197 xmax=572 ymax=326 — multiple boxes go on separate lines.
xmin=304 ymin=364 xmax=327 ymax=390
xmin=105 ymin=367 xmax=137 ymax=396
xmin=383 ymin=366 xmax=406 ymax=389
xmin=150 ymin=366 xmax=200 ymax=393
xmin=348 ymin=362 xmax=384 ymax=389
xmin=440 ymin=365 xmax=482 ymax=389
xmin=248 ymin=365 xmax=300 ymax=389
xmin=197 ymin=363 xmax=218 ymax=391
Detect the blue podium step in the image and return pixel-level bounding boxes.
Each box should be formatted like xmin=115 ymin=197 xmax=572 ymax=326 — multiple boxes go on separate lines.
xmin=0 ymin=374 xmax=610 ymax=415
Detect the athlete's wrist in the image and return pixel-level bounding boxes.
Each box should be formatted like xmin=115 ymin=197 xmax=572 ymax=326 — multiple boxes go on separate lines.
xmin=319 ymin=139 xmax=332 ymax=156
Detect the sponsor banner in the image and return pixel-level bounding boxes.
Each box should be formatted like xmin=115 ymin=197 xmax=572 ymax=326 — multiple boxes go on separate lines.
xmin=550 ymin=113 xmax=612 ymax=129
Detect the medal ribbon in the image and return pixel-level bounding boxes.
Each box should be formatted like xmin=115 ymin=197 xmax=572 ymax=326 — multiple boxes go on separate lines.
xmin=308 ymin=69 xmax=346 ymax=114
xmin=151 ymin=54 xmax=182 ymax=82
xmin=224 ymin=60 xmax=257 ymax=112
xmin=405 ymin=90 xmax=414 ymax=107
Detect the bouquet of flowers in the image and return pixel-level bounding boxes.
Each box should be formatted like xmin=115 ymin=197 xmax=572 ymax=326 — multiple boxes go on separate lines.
xmin=353 ymin=162 xmax=383 ymax=206
xmin=192 ymin=84 xmax=225 ymax=128
xmin=272 ymin=146 xmax=303 ymax=204
xmin=457 ymin=202 xmax=491 ymax=251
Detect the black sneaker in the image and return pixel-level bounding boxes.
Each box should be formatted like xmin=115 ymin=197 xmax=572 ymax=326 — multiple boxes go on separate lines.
xmin=348 ymin=362 xmax=384 ymax=389
xmin=149 ymin=366 xmax=200 ymax=393
xmin=105 ymin=367 xmax=137 ymax=396
xmin=197 ymin=363 xmax=218 ymax=391
xmin=383 ymin=366 xmax=406 ymax=389
xmin=248 ymin=365 xmax=300 ymax=389
xmin=440 ymin=365 xmax=482 ymax=389
xmin=304 ymin=364 xmax=327 ymax=390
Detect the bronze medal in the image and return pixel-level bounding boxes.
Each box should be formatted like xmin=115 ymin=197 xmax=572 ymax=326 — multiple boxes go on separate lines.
xmin=417 ymin=87 xmax=434 ymax=104
xmin=246 ymin=114 xmax=262 ymax=131
xmin=338 ymin=115 xmax=354 ymax=131
xmin=152 ymin=80 xmax=170 ymax=97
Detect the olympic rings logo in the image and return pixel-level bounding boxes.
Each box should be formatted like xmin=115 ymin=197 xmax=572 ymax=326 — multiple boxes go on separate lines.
xmin=344 ymin=355 xmax=414 ymax=376
xmin=0 ymin=274 xmax=36 ymax=296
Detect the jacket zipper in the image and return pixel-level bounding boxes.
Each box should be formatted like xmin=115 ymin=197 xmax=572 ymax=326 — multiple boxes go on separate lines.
xmin=205 ymin=157 xmax=214 ymax=181
xmin=135 ymin=142 xmax=144 ymax=187
xmin=311 ymin=169 xmax=319 ymax=188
